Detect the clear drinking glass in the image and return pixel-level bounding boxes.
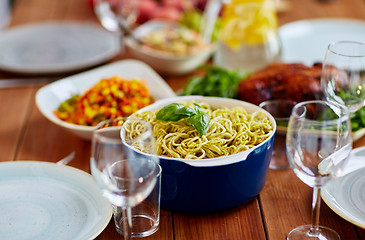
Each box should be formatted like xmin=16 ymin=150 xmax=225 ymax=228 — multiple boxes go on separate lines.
xmin=321 ymin=41 xmax=365 ymax=113
xmin=113 ymin=164 xmax=161 ymax=238
xmin=259 ymin=100 xmax=296 ymax=169
xmin=93 ymin=0 xmax=139 ymax=48
xmin=286 ymin=100 xmax=352 ymax=240
xmin=90 ymin=117 xmax=159 ymax=240
xmin=0 ymin=0 xmax=11 ymax=30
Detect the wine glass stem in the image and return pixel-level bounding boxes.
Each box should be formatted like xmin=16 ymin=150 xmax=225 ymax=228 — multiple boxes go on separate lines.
xmin=122 ymin=207 xmax=133 ymax=240
xmin=309 ymin=186 xmax=321 ymax=236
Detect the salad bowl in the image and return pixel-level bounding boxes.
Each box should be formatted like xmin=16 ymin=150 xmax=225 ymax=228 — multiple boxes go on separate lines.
xmin=35 ymin=59 xmax=175 ymax=140
xmin=126 ymin=20 xmax=215 ymax=76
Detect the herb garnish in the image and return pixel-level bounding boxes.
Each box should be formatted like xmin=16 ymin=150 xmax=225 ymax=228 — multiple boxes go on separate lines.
xmin=156 ymin=103 xmax=210 ymax=136
xmin=181 ymin=65 xmax=249 ymax=99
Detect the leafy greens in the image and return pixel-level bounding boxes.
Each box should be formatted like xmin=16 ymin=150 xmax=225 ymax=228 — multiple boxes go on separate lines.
xmin=156 ymin=103 xmax=210 ymax=136
xmin=181 ymin=65 xmax=249 ymax=99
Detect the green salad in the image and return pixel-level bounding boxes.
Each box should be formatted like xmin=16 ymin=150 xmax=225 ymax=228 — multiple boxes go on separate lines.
xmin=181 ymin=65 xmax=249 ymax=99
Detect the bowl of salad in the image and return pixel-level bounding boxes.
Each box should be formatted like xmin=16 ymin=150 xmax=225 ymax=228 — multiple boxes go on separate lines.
xmin=126 ymin=20 xmax=215 ymax=75
xmin=35 ymin=59 xmax=175 ymax=140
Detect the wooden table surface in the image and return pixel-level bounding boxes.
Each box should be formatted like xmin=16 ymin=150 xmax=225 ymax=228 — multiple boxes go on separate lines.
xmin=1 ymin=0 xmax=365 ymax=239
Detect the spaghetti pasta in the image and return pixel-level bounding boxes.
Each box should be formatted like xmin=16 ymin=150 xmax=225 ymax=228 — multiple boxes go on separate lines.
xmin=126 ymin=101 xmax=273 ymax=159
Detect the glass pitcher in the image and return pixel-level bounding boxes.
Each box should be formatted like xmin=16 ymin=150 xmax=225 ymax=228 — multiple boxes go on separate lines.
xmin=205 ymin=0 xmax=281 ymax=72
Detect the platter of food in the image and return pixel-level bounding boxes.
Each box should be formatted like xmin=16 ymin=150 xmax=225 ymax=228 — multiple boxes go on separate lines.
xmin=322 ymin=146 xmax=365 ymax=229
xmin=279 ymin=18 xmax=365 ymax=65
xmin=35 ymin=59 xmax=176 ymax=140
xmin=0 ymin=161 xmax=112 ymax=240
xmin=0 ymin=22 xmax=120 ymax=74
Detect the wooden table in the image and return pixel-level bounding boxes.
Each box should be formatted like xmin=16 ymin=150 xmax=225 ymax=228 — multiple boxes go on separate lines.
xmin=1 ymin=0 xmax=365 ymax=239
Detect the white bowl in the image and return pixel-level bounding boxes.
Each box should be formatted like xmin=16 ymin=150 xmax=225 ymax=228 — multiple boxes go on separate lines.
xmin=35 ymin=59 xmax=176 ymax=140
xmin=126 ymin=20 xmax=215 ymax=76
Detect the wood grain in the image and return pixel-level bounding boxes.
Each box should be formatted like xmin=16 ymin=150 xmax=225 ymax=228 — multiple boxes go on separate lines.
xmin=0 ymin=88 xmax=34 ymax=161
xmin=1 ymin=0 xmax=365 ymax=239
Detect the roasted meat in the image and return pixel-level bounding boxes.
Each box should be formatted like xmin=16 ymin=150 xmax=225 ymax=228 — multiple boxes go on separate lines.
xmin=237 ymin=63 xmax=324 ymax=105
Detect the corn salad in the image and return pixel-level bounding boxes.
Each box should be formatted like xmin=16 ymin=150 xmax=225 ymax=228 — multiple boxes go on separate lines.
xmin=54 ymin=76 xmax=155 ymax=126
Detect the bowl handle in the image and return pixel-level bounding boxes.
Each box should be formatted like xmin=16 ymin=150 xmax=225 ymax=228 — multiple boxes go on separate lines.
xmin=181 ymin=148 xmax=255 ymax=167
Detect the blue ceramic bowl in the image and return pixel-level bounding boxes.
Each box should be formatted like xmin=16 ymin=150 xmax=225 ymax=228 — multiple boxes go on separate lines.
xmin=136 ymin=96 xmax=276 ymax=213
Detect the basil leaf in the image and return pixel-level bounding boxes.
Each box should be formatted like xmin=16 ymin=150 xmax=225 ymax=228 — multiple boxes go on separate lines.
xmin=187 ymin=112 xmax=210 ymax=136
xmin=193 ymin=103 xmax=204 ymax=114
xmin=156 ymin=102 xmax=211 ymax=136
xmin=176 ymin=106 xmax=196 ymax=117
xmin=156 ymin=103 xmax=186 ymax=121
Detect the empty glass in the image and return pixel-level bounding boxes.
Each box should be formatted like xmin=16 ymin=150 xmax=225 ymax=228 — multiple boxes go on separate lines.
xmin=93 ymin=0 xmax=139 ymax=33
xmin=93 ymin=0 xmax=139 ymax=50
xmin=259 ymin=100 xmax=296 ymax=169
xmin=286 ymin=100 xmax=352 ymax=240
xmin=90 ymin=117 xmax=159 ymax=240
xmin=113 ymin=164 xmax=161 ymax=238
xmin=0 ymin=0 xmax=11 ymax=30
xmin=321 ymin=41 xmax=365 ymax=113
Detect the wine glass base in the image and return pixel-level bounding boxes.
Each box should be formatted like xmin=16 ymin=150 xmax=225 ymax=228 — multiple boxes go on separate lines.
xmin=287 ymin=225 xmax=340 ymax=240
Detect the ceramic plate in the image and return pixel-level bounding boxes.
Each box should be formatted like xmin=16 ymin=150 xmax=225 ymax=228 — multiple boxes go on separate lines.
xmin=279 ymin=18 xmax=365 ymax=65
xmin=35 ymin=59 xmax=176 ymax=140
xmin=0 ymin=161 xmax=112 ymax=240
xmin=322 ymin=146 xmax=365 ymax=229
xmin=0 ymin=22 xmax=119 ymax=74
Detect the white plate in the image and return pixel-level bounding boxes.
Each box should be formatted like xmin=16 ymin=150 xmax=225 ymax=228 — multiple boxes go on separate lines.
xmin=0 ymin=161 xmax=112 ymax=240
xmin=35 ymin=59 xmax=176 ymax=140
xmin=0 ymin=22 xmax=119 ymax=74
xmin=279 ymin=18 xmax=365 ymax=66
xmin=353 ymin=128 xmax=365 ymax=142
xmin=321 ymin=146 xmax=365 ymax=229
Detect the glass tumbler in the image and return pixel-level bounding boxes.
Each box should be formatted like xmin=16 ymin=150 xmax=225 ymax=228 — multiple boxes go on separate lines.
xmin=113 ymin=164 xmax=162 ymax=238
xmin=259 ymin=100 xmax=296 ymax=169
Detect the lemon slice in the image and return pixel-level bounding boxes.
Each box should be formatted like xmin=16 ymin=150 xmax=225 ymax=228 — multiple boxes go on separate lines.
xmin=220 ymin=0 xmax=278 ymax=49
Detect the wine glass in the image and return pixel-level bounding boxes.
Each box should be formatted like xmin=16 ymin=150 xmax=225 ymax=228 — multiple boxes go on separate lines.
xmin=90 ymin=117 xmax=159 ymax=240
xmin=286 ymin=100 xmax=352 ymax=240
xmin=321 ymin=41 xmax=365 ymax=113
xmin=93 ymin=0 xmax=139 ymax=46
